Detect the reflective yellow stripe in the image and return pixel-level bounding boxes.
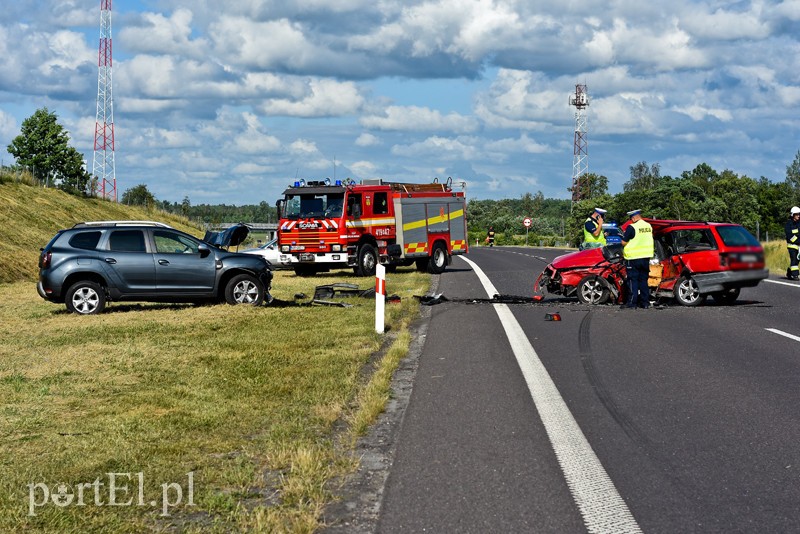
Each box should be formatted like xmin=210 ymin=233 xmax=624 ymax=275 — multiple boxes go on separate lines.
xmin=402 ymin=209 xmax=464 ymax=232
xmin=346 ymin=217 xmax=396 ymax=228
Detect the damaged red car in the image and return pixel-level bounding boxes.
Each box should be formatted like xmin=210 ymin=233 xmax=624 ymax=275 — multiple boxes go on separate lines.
xmin=535 ymin=220 xmax=769 ymax=306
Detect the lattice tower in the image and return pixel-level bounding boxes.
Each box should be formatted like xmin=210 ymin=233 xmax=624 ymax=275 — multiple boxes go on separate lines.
xmin=569 ymin=84 xmax=589 ymax=210
xmin=92 ymin=0 xmax=116 ymax=201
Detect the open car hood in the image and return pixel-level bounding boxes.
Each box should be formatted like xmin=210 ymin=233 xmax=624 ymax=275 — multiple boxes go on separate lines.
xmin=203 ymin=223 xmax=250 ymax=248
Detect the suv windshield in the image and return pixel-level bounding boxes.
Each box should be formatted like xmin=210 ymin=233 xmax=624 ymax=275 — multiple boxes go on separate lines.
xmin=284 ymin=193 xmax=344 ymax=219
xmin=717 ymin=225 xmax=760 ymax=247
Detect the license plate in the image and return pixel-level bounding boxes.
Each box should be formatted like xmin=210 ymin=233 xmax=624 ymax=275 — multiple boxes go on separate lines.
xmin=739 ymin=254 xmax=758 ymax=263
xmin=299 ymin=253 xmax=315 ymax=262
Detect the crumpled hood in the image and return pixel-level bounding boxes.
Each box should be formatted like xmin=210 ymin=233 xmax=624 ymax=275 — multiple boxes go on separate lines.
xmin=203 ymin=223 xmax=250 ymax=248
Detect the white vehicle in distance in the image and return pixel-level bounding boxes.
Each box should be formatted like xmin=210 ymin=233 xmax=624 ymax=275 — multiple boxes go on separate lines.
xmin=241 ymin=237 xmax=292 ymax=269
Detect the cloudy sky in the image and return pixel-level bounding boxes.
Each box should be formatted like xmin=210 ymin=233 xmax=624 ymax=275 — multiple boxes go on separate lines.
xmin=1 ymin=1 xmax=800 ymax=205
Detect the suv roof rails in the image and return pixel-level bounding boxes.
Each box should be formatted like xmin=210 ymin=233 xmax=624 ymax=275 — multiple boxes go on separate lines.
xmin=73 ymin=220 xmax=174 ymax=228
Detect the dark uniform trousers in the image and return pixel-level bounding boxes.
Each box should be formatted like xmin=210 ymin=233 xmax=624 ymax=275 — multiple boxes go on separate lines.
xmin=625 ymin=258 xmax=651 ymax=307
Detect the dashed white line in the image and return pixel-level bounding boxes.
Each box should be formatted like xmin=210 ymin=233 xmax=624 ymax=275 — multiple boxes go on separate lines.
xmin=764 ymin=279 xmax=800 ymax=288
xmin=765 ymin=328 xmax=800 ymax=343
xmin=459 ymin=255 xmax=642 ymax=534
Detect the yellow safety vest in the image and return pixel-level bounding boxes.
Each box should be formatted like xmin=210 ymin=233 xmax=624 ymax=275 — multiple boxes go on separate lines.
xmin=583 ymin=217 xmax=606 ymax=245
xmin=623 ymin=219 xmax=654 ymax=260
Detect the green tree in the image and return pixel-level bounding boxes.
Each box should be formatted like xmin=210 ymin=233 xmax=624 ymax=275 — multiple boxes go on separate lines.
xmin=624 ymin=162 xmax=661 ymax=192
xmin=121 ymin=184 xmax=156 ymax=207
xmin=786 ymin=150 xmax=800 ymax=192
xmin=569 ymin=172 xmax=609 ymax=200
xmin=6 ymin=107 xmax=92 ymax=194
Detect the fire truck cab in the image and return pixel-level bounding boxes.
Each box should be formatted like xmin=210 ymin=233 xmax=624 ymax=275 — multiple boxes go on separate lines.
xmin=276 ymin=178 xmax=468 ymax=276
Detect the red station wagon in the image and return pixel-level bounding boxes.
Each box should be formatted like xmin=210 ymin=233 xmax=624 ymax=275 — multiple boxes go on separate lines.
xmin=535 ymin=220 xmax=769 ymax=306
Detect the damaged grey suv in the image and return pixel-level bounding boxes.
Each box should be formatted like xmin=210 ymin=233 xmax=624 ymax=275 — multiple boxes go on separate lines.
xmin=37 ymin=221 xmax=272 ymax=315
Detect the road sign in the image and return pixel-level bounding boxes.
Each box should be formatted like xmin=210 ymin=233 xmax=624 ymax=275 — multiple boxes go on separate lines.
xmin=523 ymin=217 xmax=532 ymax=228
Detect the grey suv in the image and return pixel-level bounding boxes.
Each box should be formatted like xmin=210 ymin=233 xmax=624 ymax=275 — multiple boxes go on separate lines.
xmin=37 ymin=221 xmax=272 ymax=315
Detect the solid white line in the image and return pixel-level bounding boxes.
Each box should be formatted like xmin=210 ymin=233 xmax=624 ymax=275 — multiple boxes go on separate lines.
xmin=766 ymin=328 xmax=800 ymax=343
xmin=764 ymin=279 xmax=800 ymax=288
xmin=458 ymin=255 xmax=642 ymax=534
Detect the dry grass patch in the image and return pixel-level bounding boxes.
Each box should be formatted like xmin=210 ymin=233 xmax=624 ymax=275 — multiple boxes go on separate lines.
xmin=0 ymin=268 xmax=429 ymax=532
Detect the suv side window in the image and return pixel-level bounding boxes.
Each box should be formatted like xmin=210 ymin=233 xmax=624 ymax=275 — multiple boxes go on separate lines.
xmin=108 ymin=230 xmax=147 ymax=252
xmin=69 ymin=231 xmax=102 ymax=250
xmin=672 ymin=229 xmax=716 ymax=253
xmin=153 ymin=230 xmax=200 ymax=254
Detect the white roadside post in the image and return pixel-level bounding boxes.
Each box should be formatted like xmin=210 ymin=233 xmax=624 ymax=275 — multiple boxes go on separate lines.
xmin=375 ymin=264 xmax=386 ymax=334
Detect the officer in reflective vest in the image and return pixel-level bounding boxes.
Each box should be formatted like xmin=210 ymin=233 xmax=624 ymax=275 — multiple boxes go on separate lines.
xmin=786 ymin=206 xmax=800 ymax=280
xmin=581 ymin=208 xmax=607 ymax=250
xmin=621 ymin=209 xmax=654 ymax=309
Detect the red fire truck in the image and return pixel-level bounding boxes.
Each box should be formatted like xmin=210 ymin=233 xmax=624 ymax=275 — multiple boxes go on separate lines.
xmin=275 ymin=178 xmax=468 ymax=276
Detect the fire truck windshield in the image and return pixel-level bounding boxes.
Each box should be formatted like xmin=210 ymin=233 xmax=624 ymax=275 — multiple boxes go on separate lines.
xmin=284 ymin=193 xmax=344 ymax=219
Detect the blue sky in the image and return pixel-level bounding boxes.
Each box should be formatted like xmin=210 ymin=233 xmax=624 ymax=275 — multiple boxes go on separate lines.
xmin=1 ymin=1 xmax=800 ymax=205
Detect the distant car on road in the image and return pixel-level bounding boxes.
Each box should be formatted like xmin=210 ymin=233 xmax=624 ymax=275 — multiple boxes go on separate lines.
xmin=38 ymin=220 xmax=272 ymax=315
xmin=536 ymin=219 xmax=768 ymax=306
xmin=241 ymin=237 xmax=292 ymax=269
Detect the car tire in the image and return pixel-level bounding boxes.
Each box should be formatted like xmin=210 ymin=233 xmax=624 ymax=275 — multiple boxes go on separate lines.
xmin=65 ymin=280 xmax=106 ymax=315
xmin=355 ymin=243 xmax=378 ymax=277
xmin=427 ymin=242 xmax=448 ymax=274
xmin=674 ymin=275 xmax=706 ymax=307
xmin=225 ymin=274 xmax=265 ymax=305
xmin=711 ymin=287 xmax=740 ymax=305
xmin=577 ymin=276 xmax=609 ymax=305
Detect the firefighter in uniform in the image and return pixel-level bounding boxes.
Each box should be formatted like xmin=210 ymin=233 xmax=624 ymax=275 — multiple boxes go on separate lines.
xmin=487 ymin=226 xmax=496 ymax=247
xmin=581 ymin=208 xmax=607 ymax=250
xmin=621 ymin=209 xmax=654 ymax=309
xmin=786 ymin=206 xmax=800 ymax=280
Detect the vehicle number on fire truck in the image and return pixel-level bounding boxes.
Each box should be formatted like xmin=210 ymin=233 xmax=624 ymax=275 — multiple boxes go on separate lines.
xmin=300 ymin=253 xmax=315 ymax=261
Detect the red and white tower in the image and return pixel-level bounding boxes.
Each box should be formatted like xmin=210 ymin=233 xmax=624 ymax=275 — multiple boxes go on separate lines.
xmin=93 ymin=0 xmax=116 ymax=201
xmin=569 ymin=83 xmax=589 ymax=208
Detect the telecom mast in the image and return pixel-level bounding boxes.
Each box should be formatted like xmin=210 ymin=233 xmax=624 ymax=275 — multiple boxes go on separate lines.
xmin=92 ymin=0 xmax=116 ymax=201
xmin=569 ymin=83 xmax=589 ymax=208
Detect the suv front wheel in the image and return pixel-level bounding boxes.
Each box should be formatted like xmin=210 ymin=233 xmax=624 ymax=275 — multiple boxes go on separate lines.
xmin=225 ymin=274 xmax=265 ymax=305
xmin=65 ymin=281 xmax=107 ymax=315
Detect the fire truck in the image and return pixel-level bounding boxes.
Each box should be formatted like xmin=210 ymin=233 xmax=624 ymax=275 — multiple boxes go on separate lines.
xmin=275 ymin=177 xmax=468 ymax=276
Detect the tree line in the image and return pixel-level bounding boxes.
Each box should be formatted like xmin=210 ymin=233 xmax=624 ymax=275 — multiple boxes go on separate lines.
xmin=6 ymin=107 xmax=800 ymax=243
xmin=469 ymin=156 xmax=800 ymax=246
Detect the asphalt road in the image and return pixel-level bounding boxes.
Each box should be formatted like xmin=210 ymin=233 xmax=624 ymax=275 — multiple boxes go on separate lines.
xmin=376 ymin=246 xmax=800 ymax=534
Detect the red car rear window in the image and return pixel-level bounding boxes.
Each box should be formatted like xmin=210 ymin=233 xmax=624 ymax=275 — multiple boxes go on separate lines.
xmin=716 ymin=225 xmax=760 ymax=247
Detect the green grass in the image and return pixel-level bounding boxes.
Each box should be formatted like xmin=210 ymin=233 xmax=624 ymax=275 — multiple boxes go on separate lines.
xmin=763 ymin=240 xmax=792 ymax=274
xmin=0 ymin=269 xmax=430 ymax=532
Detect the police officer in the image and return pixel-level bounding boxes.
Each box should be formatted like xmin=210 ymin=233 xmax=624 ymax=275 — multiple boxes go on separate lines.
xmin=581 ymin=208 xmax=607 ymax=250
xmin=487 ymin=226 xmax=496 ymax=247
xmin=621 ymin=209 xmax=654 ymax=309
xmin=786 ymin=206 xmax=800 ymax=280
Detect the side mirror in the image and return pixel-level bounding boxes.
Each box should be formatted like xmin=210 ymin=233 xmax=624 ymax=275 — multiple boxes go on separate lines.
xmin=198 ymin=244 xmax=211 ymax=258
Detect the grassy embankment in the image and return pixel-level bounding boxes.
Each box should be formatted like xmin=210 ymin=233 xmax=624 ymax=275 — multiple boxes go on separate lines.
xmin=0 ymin=180 xmax=429 ymax=532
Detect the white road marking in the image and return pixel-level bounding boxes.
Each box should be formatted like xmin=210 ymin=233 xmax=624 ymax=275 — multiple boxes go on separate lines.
xmin=766 ymin=328 xmax=800 ymax=343
xmin=458 ymin=255 xmax=642 ymax=534
xmin=764 ymin=279 xmax=800 ymax=288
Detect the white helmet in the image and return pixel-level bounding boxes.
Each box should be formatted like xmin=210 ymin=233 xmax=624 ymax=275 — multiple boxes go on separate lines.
xmin=792 ymin=206 xmax=800 ymax=215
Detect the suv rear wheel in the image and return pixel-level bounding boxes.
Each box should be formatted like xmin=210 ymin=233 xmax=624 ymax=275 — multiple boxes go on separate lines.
xmin=674 ymin=275 xmax=706 ymax=307
xmin=65 ymin=281 xmax=106 ymax=315
xmin=225 ymin=274 xmax=265 ymax=305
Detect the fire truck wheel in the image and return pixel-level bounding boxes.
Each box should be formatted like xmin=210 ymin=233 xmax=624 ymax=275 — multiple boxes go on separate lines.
xmin=427 ymin=242 xmax=447 ymax=274
xmin=294 ymin=265 xmax=317 ymax=277
xmin=356 ymin=243 xmax=378 ymax=277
